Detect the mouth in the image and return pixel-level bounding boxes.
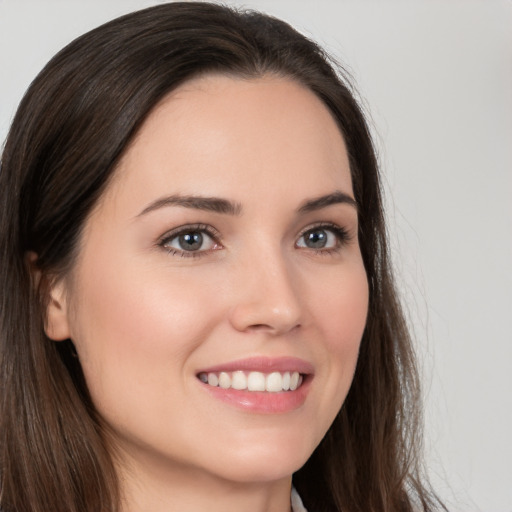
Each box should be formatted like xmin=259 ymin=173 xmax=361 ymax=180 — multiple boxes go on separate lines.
xmin=195 ymin=357 xmax=312 ymax=413
xmin=197 ymin=370 xmax=304 ymax=392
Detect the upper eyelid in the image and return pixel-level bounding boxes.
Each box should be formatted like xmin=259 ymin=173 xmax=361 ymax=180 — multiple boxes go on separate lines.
xmin=158 ymin=223 xmax=220 ymax=241
xmin=298 ymin=221 xmax=341 ymax=233
xmin=297 ymin=221 xmax=351 ymax=237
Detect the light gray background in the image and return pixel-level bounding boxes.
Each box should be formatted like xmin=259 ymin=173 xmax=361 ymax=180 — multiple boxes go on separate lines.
xmin=1 ymin=1 xmax=511 ymax=511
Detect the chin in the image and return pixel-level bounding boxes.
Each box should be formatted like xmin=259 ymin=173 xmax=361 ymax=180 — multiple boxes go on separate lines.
xmin=203 ymin=434 xmax=315 ymax=484
xmin=212 ymin=459 xmax=304 ymax=485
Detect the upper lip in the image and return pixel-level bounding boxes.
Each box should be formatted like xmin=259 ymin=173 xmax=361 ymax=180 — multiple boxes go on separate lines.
xmin=197 ymin=356 xmax=314 ymax=375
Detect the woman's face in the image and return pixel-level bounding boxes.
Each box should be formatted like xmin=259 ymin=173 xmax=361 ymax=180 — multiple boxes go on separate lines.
xmin=49 ymin=75 xmax=368 ymax=485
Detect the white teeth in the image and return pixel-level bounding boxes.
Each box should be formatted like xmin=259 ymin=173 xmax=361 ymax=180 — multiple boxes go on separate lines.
xmin=247 ymin=371 xmax=266 ymax=391
xmin=208 ymin=373 xmax=219 ymax=387
xmin=218 ymin=372 xmax=231 ymax=389
xmin=289 ymin=371 xmax=300 ymax=391
xmin=266 ymin=372 xmax=283 ymax=392
xmin=282 ymin=371 xmax=291 ymax=391
xmin=231 ymin=371 xmax=247 ymax=390
xmin=199 ymin=370 xmax=303 ymax=392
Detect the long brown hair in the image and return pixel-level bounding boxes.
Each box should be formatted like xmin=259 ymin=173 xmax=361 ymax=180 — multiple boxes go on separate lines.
xmin=0 ymin=3 xmax=443 ymax=511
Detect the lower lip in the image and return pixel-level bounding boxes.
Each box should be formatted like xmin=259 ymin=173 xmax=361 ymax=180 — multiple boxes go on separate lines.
xmin=199 ymin=376 xmax=311 ymax=414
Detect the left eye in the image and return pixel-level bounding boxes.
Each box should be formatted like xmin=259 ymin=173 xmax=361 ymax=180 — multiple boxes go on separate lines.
xmin=296 ymin=226 xmax=341 ymax=250
xmin=162 ymin=229 xmax=218 ymax=253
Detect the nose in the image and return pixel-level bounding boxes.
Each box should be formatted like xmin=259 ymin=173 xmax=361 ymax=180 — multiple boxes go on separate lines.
xmin=229 ymin=250 xmax=303 ymax=335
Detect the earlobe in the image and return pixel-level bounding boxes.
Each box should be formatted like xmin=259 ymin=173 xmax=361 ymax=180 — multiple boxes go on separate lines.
xmin=26 ymin=251 xmax=71 ymax=341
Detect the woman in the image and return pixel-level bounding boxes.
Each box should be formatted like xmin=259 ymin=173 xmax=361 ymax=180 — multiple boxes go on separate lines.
xmin=0 ymin=3 xmax=444 ymax=512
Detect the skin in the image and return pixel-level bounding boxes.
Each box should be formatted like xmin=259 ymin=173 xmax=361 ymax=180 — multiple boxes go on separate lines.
xmin=46 ymin=75 xmax=369 ymax=512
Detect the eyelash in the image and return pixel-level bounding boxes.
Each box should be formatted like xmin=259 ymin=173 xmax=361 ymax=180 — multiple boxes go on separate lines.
xmin=297 ymin=222 xmax=351 ymax=256
xmin=157 ymin=222 xmax=351 ymax=258
xmin=158 ymin=223 xmax=221 ymax=258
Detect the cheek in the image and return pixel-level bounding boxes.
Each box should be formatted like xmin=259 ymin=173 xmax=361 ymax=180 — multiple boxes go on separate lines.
xmin=310 ymin=262 xmax=368 ymax=406
xmin=315 ymin=261 xmax=368 ymax=350
xmin=76 ymin=257 xmax=214 ymax=342
xmin=68 ymin=254 xmax=222 ymax=411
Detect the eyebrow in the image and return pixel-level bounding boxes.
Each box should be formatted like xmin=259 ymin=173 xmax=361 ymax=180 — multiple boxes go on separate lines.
xmin=136 ymin=190 xmax=357 ymax=218
xmin=297 ymin=191 xmax=358 ymax=213
xmin=137 ymin=194 xmax=242 ymax=217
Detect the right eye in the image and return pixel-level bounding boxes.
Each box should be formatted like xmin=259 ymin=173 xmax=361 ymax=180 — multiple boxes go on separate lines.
xmin=159 ymin=224 xmax=221 ymax=257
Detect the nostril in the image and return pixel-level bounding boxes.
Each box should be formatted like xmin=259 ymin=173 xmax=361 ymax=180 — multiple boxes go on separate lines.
xmin=246 ymin=322 xmax=301 ymax=333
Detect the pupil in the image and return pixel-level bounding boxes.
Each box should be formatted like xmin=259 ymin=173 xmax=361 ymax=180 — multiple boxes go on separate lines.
xmin=179 ymin=232 xmax=203 ymax=251
xmin=306 ymin=229 xmax=327 ymax=248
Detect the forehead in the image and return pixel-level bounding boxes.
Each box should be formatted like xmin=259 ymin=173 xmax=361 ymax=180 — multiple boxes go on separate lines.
xmin=99 ymin=74 xmax=352 ymax=215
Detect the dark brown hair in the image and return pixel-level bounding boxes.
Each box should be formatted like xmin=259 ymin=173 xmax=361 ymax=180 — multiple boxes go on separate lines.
xmin=0 ymin=3 xmax=444 ymax=512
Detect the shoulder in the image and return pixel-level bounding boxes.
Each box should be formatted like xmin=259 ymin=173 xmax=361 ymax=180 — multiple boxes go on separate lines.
xmin=291 ymin=487 xmax=308 ymax=512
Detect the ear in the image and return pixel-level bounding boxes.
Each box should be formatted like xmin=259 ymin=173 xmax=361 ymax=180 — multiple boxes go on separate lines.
xmin=45 ymin=278 xmax=71 ymax=341
xmin=26 ymin=251 xmax=71 ymax=341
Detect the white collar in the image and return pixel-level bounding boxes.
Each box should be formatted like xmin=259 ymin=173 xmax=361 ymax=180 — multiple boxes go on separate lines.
xmin=291 ymin=487 xmax=308 ymax=512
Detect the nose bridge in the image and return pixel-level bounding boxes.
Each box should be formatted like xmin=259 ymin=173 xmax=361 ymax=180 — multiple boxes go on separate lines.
xmin=229 ymin=241 xmax=303 ymax=334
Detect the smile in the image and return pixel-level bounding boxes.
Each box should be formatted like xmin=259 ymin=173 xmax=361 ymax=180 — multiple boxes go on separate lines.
xmin=198 ymin=370 xmax=303 ymax=392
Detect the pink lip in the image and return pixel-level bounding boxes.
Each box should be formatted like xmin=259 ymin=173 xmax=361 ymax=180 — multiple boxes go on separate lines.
xmin=196 ymin=356 xmax=314 ymax=414
xmin=197 ymin=356 xmax=314 ymax=375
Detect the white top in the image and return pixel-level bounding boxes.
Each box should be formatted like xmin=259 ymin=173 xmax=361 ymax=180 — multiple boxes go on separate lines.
xmin=291 ymin=487 xmax=308 ymax=512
